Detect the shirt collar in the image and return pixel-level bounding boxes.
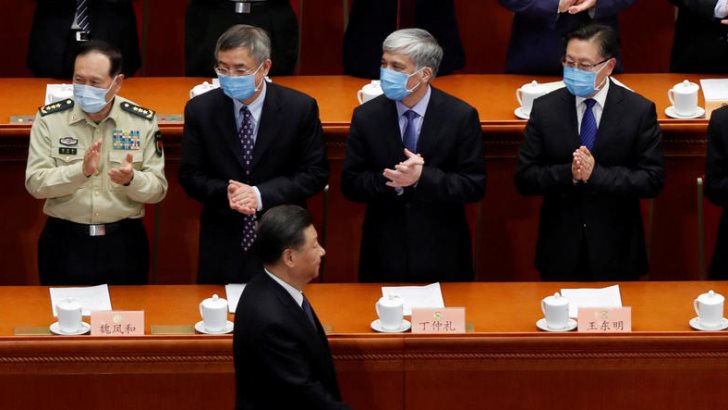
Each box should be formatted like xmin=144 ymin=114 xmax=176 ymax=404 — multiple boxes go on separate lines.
xmin=265 ymin=268 xmax=304 ymax=308
xmin=576 ymin=76 xmax=610 ymax=109
xmin=69 ymin=96 xmax=120 ymax=126
xmin=396 ymin=84 xmax=431 ymax=118
xmin=233 ymin=80 xmax=267 ymax=122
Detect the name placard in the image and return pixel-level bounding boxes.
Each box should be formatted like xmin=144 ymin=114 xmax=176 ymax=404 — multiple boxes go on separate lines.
xmin=91 ymin=311 xmax=144 ymax=336
xmin=577 ymin=307 xmax=631 ymax=332
xmin=411 ymin=307 xmax=465 ymax=334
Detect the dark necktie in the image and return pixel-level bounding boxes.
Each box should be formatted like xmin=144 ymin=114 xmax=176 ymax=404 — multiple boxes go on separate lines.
xmin=75 ymin=0 xmax=91 ymax=32
xmin=580 ymin=99 xmax=597 ymax=150
xmin=238 ymin=107 xmax=256 ymax=251
xmin=402 ymin=110 xmax=419 ymax=153
xmin=301 ymin=295 xmax=317 ymax=329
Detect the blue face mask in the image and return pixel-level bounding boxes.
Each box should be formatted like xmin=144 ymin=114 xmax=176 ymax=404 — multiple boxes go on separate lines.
xmin=380 ymin=67 xmax=423 ymax=101
xmin=218 ymin=64 xmax=263 ymax=101
xmin=73 ymin=78 xmax=116 ymax=114
xmin=563 ymin=65 xmax=606 ymax=98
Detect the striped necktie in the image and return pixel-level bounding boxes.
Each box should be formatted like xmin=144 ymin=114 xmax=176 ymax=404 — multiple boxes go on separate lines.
xmin=75 ymin=0 xmax=91 ymax=33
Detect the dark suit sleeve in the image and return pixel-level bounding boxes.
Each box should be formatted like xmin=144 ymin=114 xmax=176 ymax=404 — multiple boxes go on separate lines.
xmin=498 ymin=0 xmax=560 ymax=20
xmin=178 ymin=101 xmax=229 ymax=207
xmin=668 ymin=0 xmax=717 ymax=18
xmin=341 ymin=109 xmax=399 ymax=202
xmin=593 ymin=0 xmax=638 ymax=18
xmin=414 ymin=107 xmax=486 ymax=203
xmin=514 ymin=102 xmax=576 ymax=195
xmin=253 ymin=324 xmax=351 ymax=410
xmin=706 ymin=108 xmax=728 ymax=206
xmin=587 ymin=102 xmax=664 ymax=198
xmin=256 ymin=99 xmax=329 ymax=208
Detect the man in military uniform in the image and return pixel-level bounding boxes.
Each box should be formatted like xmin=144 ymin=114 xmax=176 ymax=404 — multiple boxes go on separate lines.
xmin=25 ymin=41 xmax=167 ymax=286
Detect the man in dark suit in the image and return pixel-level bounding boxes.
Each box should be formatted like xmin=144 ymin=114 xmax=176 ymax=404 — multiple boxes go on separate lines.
xmin=705 ymin=106 xmax=728 ymax=278
xmin=179 ymin=24 xmax=329 ymax=284
xmin=233 ymin=205 xmax=350 ymax=410
xmin=27 ymin=0 xmax=141 ymax=78
xmin=670 ymin=0 xmax=728 ymax=73
xmin=185 ymin=0 xmax=298 ymax=77
xmin=499 ymin=0 xmax=636 ymax=75
xmin=342 ymin=0 xmax=465 ymax=78
xmin=515 ymin=23 xmax=664 ymax=281
xmin=342 ymin=28 xmax=486 ymax=283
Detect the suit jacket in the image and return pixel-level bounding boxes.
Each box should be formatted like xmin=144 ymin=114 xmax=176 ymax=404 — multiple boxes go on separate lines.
xmin=670 ymin=0 xmax=728 ymax=73
xmin=705 ymin=106 xmax=728 ymax=278
xmin=499 ymin=0 xmax=634 ymax=75
xmin=185 ymin=0 xmax=298 ymax=77
xmin=341 ymin=87 xmax=486 ymax=282
xmin=515 ymin=81 xmax=664 ymax=281
xmin=27 ymin=0 xmax=141 ymax=78
xmin=178 ymin=84 xmax=329 ymax=284
xmin=342 ymin=0 xmax=465 ymax=78
xmin=233 ymin=272 xmax=350 ymax=410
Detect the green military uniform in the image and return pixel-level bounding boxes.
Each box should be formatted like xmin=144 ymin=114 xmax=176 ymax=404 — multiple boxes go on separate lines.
xmin=25 ymin=96 xmax=168 ymax=285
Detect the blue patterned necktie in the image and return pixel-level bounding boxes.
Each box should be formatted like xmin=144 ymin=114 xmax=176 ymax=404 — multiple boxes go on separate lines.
xmin=402 ymin=109 xmax=419 ymax=153
xmin=301 ymin=295 xmax=317 ymax=329
xmin=580 ymin=99 xmax=597 ymax=150
xmin=239 ymin=106 xmax=256 ymax=251
xmin=75 ymin=0 xmax=91 ymax=32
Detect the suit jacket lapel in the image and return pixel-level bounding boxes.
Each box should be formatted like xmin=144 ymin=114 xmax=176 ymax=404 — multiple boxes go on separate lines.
xmin=416 ymin=87 xmax=444 ymax=159
xmin=559 ymin=88 xmax=581 ymax=151
xmin=381 ymin=98 xmax=407 ymax=164
xmin=252 ymin=83 xmax=282 ymax=169
xmin=592 ymin=80 xmax=625 ymax=156
xmin=217 ymin=90 xmax=246 ymax=169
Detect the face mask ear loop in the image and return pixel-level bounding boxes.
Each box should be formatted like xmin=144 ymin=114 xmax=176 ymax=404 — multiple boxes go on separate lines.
xmin=406 ymin=67 xmax=425 ymax=94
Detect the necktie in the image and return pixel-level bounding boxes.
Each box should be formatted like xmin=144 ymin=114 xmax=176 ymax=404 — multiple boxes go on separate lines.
xmin=580 ymin=99 xmax=597 ymax=150
xmin=402 ymin=110 xmax=419 ymax=153
xmin=75 ymin=0 xmax=91 ymax=32
xmin=239 ymin=107 xmax=256 ymax=251
xmin=301 ymin=295 xmax=317 ymax=329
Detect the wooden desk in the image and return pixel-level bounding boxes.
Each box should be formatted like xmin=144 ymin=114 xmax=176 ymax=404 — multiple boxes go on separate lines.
xmin=0 ymin=75 xmax=719 ymax=284
xmin=2 ymin=282 xmax=728 ymax=410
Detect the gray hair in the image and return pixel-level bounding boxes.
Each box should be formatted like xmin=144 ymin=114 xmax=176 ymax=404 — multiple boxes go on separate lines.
xmin=215 ymin=24 xmax=271 ymax=65
xmin=383 ymin=28 xmax=443 ymax=77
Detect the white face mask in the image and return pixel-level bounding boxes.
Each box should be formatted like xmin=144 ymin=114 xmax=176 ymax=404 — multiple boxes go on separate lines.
xmin=73 ymin=77 xmax=117 ymax=114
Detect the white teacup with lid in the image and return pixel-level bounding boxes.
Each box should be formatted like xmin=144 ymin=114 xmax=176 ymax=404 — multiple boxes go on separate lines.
xmin=668 ymin=80 xmax=700 ymax=117
xmin=694 ymin=290 xmax=724 ymax=329
xmin=357 ymin=80 xmax=383 ymax=104
xmin=516 ymin=80 xmax=548 ymax=115
xmin=56 ymin=297 xmax=83 ymax=334
xmin=199 ymin=294 xmax=228 ymax=332
xmin=376 ymin=295 xmax=404 ymax=330
xmin=541 ymin=292 xmax=569 ymax=330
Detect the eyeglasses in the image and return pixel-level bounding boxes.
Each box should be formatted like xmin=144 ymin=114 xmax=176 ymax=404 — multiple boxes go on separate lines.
xmin=561 ymin=57 xmax=610 ymax=72
xmin=214 ymin=63 xmax=259 ymax=77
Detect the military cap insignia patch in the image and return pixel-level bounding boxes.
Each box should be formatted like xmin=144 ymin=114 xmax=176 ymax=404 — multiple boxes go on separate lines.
xmin=121 ymin=102 xmax=155 ymax=120
xmin=39 ymin=99 xmax=74 ymax=116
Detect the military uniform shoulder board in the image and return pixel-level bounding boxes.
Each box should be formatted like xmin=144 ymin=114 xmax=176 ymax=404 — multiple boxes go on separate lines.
xmin=120 ymin=101 xmax=156 ymax=121
xmin=39 ymin=99 xmax=74 ymax=117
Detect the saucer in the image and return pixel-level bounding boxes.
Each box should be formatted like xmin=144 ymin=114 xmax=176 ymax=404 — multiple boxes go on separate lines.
xmin=689 ymin=317 xmax=728 ymax=331
xmin=194 ymin=320 xmax=234 ymax=334
xmin=514 ymin=107 xmax=530 ymax=120
xmin=370 ymin=319 xmax=411 ymax=333
xmin=49 ymin=321 xmax=91 ymax=336
xmin=536 ymin=318 xmax=577 ymax=332
xmin=665 ymin=106 xmax=705 ymax=119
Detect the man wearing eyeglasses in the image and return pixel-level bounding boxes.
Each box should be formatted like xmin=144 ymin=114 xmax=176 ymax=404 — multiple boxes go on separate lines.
xmin=515 ymin=23 xmax=664 ymax=281
xmin=179 ymin=24 xmax=329 ymax=284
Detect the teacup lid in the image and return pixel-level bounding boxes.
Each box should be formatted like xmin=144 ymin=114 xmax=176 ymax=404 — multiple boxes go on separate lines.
xmin=202 ymin=294 xmax=228 ymax=309
xmin=378 ymin=295 xmax=403 ymax=308
xmin=362 ymin=80 xmax=383 ymax=93
xmin=520 ymin=80 xmax=547 ymax=93
xmin=544 ymin=292 xmax=568 ymax=306
xmin=697 ymin=290 xmax=724 ymax=304
xmin=57 ymin=297 xmax=81 ymax=310
xmin=673 ymin=79 xmax=699 ymax=93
